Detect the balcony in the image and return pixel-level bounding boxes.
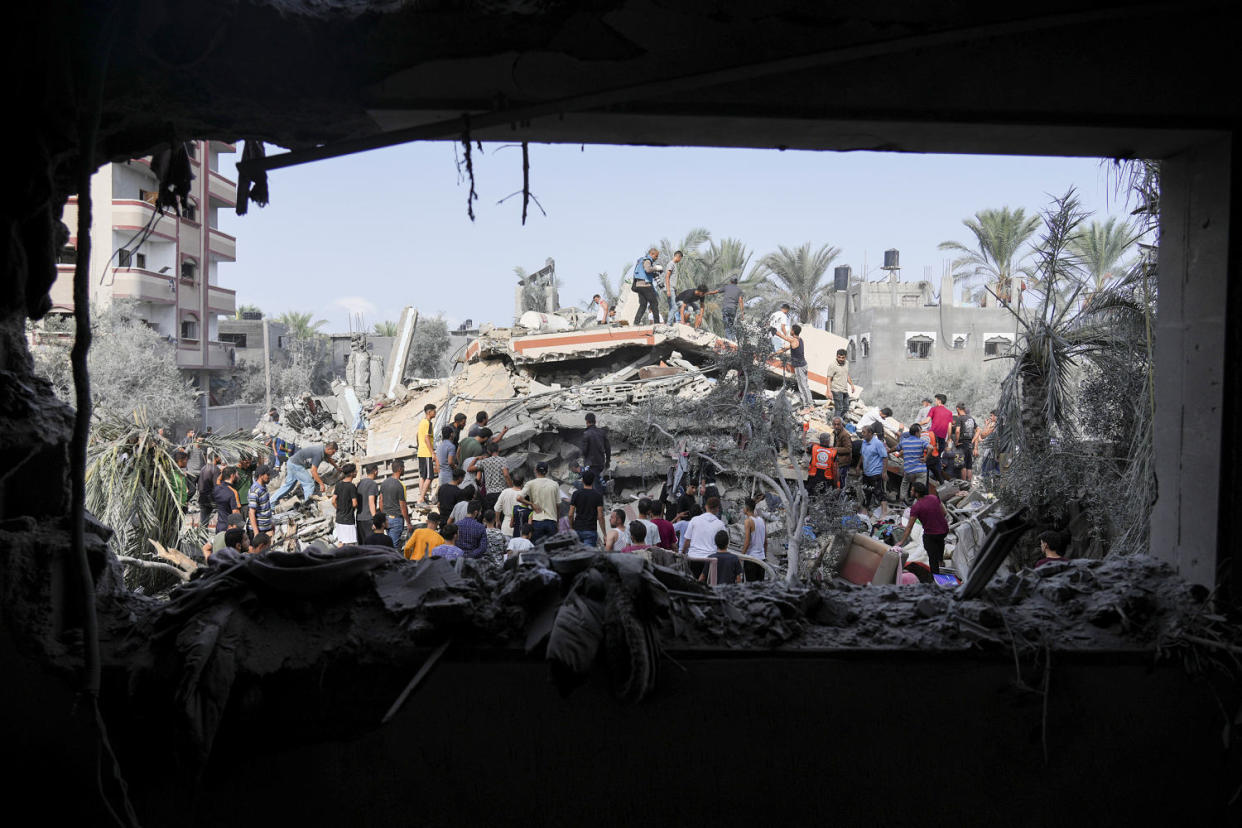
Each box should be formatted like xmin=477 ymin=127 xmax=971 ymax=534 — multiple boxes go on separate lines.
xmin=208 ymin=170 xmax=236 ymax=207
xmin=207 ymin=284 xmax=236 ymax=315
xmin=208 ymin=229 xmax=236 ymax=261
xmin=110 ymin=200 xmax=178 ymax=241
xmin=177 ymin=339 xmax=236 ymax=371
xmin=110 ymin=268 xmax=177 ymax=305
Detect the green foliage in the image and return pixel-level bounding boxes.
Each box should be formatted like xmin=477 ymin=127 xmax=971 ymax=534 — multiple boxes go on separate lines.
xmin=30 ymin=300 xmax=198 ymax=427
xmin=753 ymin=242 xmax=841 ymax=328
xmin=939 ymin=206 xmax=1040 ymax=304
xmin=1070 ymin=217 xmax=1137 ymax=293
xmin=373 ymin=320 xmax=399 ymax=337
xmin=277 ymin=311 xmax=329 ymax=340
xmin=235 ymin=303 xmax=263 ymax=319
xmin=406 ymin=315 xmax=451 ymax=377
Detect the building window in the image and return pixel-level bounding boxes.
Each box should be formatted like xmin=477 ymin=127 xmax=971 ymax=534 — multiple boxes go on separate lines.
xmin=907 ymin=335 xmax=933 ymax=359
xmin=847 ymin=341 xmax=856 ymax=362
xmin=181 ymin=260 xmax=197 ymax=282
xmin=180 ymin=319 xmax=198 ymax=340
xmin=220 ymin=332 xmax=248 ymax=348
xmin=861 ymin=337 xmax=870 ymax=358
xmin=952 ymin=335 xmax=967 ymax=350
xmin=117 ymin=249 xmax=133 ymax=267
xmin=984 ymin=336 xmax=1012 ymax=356
xmin=901 ymin=295 xmax=919 ymax=307
xmin=134 ymin=252 xmax=146 ymax=269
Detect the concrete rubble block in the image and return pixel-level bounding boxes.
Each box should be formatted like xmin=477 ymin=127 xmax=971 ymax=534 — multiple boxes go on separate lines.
xmin=637 ymin=365 xmax=684 ymax=379
xmin=579 ymin=384 xmax=632 ymax=406
xmin=450 ymin=359 xmax=518 ymax=404
xmin=497 ymin=422 xmax=542 ymax=452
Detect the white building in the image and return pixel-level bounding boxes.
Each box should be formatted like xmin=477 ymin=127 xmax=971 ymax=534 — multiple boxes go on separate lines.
xmin=50 ymin=140 xmax=239 ymax=395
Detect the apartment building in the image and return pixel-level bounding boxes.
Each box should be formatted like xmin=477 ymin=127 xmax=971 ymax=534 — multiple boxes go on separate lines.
xmin=50 ymin=139 xmax=239 ymax=390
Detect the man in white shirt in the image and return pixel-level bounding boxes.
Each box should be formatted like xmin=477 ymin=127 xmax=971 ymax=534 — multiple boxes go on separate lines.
xmin=494 ymin=472 xmax=524 ymax=537
xmin=682 ymin=496 xmax=727 ymax=559
xmin=768 ymin=303 xmax=792 ymax=353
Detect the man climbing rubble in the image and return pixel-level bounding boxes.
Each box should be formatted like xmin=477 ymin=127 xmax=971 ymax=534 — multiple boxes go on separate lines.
xmin=270 ymin=442 xmax=339 ymax=507
xmin=774 ymin=324 xmax=812 ymax=409
xmin=581 ymin=412 xmax=611 ymax=481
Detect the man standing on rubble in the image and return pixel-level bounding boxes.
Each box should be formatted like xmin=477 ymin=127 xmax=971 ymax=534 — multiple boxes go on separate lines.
xmin=768 ymin=302 xmax=792 ymax=354
xmin=518 ymin=461 xmax=561 ymax=543
xmin=213 ymin=466 xmax=243 ymax=532
xmin=832 ymin=417 xmax=854 ymax=490
xmin=476 ymin=442 xmax=514 ymax=511
xmin=378 ymin=459 xmax=413 ymax=545
xmin=663 ymin=249 xmax=683 ymax=315
xmin=632 ymin=247 xmax=663 ymax=325
xmin=824 ymin=348 xmax=855 ymax=417
xmin=720 ymin=276 xmax=744 ymax=340
xmin=198 ymin=451 xmax=220 ymax=527
xmin=774 ymin=324 xmax=813 ymax=409
xmin=568 ymin=470 xmax=607 ymax=547
xmin=270 ymin=442 xmax=339 ymax=507
xmin=249 ymin=464 xmax=273 ymax=537
xmin=581 ymin=412 xmax=611 ymax=482
xmin=416 ymin=404 xmax=439 ymax=505
xmin=859 ymin=425 xmax=889 ymax=516
xmin=952 ymin=403 xmax=977 ymax=483
xmin=897 ymin=423 xmax=931 ymax=503
xmin=357 ymin=464 xmax=380 ymax=529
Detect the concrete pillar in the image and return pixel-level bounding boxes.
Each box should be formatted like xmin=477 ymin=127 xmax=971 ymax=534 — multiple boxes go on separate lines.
xmin=941 ymin=273 xmax=955 ymax=306
xmin=1151 ymin=138 xmax=1231 ymax=587
xmin=833 ymin=290 xmax=847 ymax=334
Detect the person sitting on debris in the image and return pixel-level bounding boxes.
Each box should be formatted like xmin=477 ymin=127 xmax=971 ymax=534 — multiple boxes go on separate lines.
xmin=741 ymin=497 xmax=767 ymax=560
xmin=568 ymin=469 xmax=607 ymax=547
xmin=632 ymin=246 xmax=663 ymax=325
xmin=250 ymin=532 xmax=271 ymax=555
xmin=331 ymin=463 xmax=360 ymax=546
xmin=897 ymin=423 xmax=931 ymax=503
xmin=589 ymin=293 xmax=610 ymax=326
xmin=1035 ymin=529 xmax=1071 ymax=568
xmin=378 ymin=459 xmax=413 ymax=545
xmin=897 ymin=481 xmax=950 ymax=574
xmin=621 ymin=520 xmax=652 ymax=554
xmin=363 ymin=513 xmax=394 ymax=548
xmin=683 ymin=496 xmax=727 ymax=559
xmin=270 ymin=442 xmax=339 ymax=507
xmin=605 ymin=509 xmax=631 ymax=551
xmin=417 ymin=403 xmax=439 ymax=505
xmin=436 ymin=426 xmax=457 ymax=489
xmin=455 ymin=501 xmax=488 ymax=559
xmin=476 ymin=441 xmax=514 ymax=510
xmin=805 ymin=433 xmax=837 ymax=496
xmin=429 ymin=524 xmax=465 ymax=561
xmin=483 ymin=509 xmax=508 ymax=564
xmin=581 ymin=412 xmax=611 ymax=481
xmin=249 ymin=464 xmax=273 ymax=537
xmin=700 ymin=529 xmax=743 ymax=585
xmin=507 ymin=523 xmax=535 ymax=557
xmin=518 ymin=462 xmax=561 ymax=543
xmin=213 ymin=466 xmax=243 ymax=532
xmin=404 ymin=512 xmax=445 ymax=562
xmin=203 ymin=513 xmax=247 ymax=558
xmin=495 ymin=470 xmax=524 ymax=538
xmin=775 ymin=324 xmax=813 ymax=409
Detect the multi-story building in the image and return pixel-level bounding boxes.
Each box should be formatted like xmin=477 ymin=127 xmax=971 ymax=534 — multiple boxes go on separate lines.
xmin=50 ymin=140 xmax=239 ymax=400
xmin=832 ymin=273 xmax=1017 ymax=389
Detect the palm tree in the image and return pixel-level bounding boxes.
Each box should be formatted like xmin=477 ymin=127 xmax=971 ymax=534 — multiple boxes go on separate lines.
xmin=373 ymin=320 xmax=399 ymax=337
xmin=691 ymin=237 xmax=765 ymax=334
xmin=1070 ymin=217 xmax=1136 ymax=293
xmin=277 ymin=311 xmax=329 ymax=340
xmin=235 ymin=303 xmax=262 ymax=319
xmin=753 ymin=242 xmax=841 ymax=328
xmin=595 ymin=264 xmax=629 ymax=310
xmin=939 ymin=206 xmax=1040 ymax=305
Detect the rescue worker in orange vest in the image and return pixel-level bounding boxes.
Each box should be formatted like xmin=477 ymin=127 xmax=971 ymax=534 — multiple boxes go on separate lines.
xmin=805 ymin=432 xmax=837 ymax=496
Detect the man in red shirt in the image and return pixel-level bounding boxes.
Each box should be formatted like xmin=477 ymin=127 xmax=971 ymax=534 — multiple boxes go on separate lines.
xmin=926 ymin=393 xmax=955 ymax=482
xmin=897 ymin=481 xmax=949 ymax=574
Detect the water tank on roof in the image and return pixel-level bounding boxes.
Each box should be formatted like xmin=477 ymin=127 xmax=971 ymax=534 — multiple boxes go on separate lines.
xmin=883 ymin=249 xmax=900 ymax=270
xmin=833 ymin=266 xmax=851 ymax=292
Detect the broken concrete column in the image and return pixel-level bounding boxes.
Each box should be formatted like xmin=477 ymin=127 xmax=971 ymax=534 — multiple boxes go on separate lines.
xmin=382 ymin=306 xmax=418 ymax=398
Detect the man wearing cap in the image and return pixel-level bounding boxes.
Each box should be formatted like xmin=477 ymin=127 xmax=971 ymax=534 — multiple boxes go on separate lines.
xmin=518 ymin=461 xmax=561 ymax=543
xmin=249 ymin=464 xmax=274 ymax=537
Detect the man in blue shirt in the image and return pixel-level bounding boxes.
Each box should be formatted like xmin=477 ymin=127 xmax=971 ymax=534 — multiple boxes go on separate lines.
xmin=897 ymin=422 xmax=931 ymax=504
xmin=631 ymin=247 xmax=663 ymax=325
xmin=453 ymin=500 xmax=488 ymax=559
xmin=860 ymin=425 xmax=889 ymax=515
xmin=248 ymin=464 xmax=274 ymax=536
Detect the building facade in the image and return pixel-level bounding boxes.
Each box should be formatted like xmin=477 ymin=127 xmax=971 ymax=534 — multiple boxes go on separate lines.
xmin=50 ymin=140 xmax=239 ymax=392
xmin=833 ymin=274 xmax=1017 ymax=388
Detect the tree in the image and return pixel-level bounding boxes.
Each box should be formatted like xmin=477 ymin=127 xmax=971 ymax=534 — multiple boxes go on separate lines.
xmin=939 ymin=206 xmax=1040 ymax=305
xmin=658 ymin=227 xmax=711 ymax=293
xmin=690 ymin=237 xmax=765 ymax=335
xmin=405 ymin=315 xmax=451 ymax=378
xmin=594 ymin=264 xmax=629 ymax=310
xmin=374 ymin=320 xmax=399 ymax=337
xmin=277 ymin=311 xmax=329 ymax=340
xmin=754 ymin=242 xmax=841 ymax=328
xmin=1070 ymin=217 xmax=1137 ymax=293
xmin=30 ymin=300 xmax=198 ymax=427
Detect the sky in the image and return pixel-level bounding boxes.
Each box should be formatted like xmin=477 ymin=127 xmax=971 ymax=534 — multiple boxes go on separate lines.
xmin=217 ymin=142 xmax=1134 ymax=332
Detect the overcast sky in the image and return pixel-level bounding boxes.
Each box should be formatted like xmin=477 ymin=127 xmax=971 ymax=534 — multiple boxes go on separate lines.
xmin=218 ymin=142 xmax=1135 ymax=332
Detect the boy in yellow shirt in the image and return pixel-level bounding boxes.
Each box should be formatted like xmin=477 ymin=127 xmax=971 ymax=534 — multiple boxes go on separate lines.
xmin=404 ymin=511 xmax=445 ymax=561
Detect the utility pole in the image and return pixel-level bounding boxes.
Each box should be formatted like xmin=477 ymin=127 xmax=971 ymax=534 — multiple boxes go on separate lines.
xmin=262 ymin=317 xmax=272 ymax=414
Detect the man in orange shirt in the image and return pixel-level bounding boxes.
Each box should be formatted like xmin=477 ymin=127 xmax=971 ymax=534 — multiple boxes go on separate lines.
xmin=404 ymin=512 xmax=445 ymax=561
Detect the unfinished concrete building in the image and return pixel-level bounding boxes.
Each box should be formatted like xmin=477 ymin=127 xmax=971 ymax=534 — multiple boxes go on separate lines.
xmin=3 ymin=2 xmax=1241 ymax=826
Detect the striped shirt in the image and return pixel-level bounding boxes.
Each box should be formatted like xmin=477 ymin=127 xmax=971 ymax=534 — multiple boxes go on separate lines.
xmin=249 ymin=480 xmax=272 ymax=531
xmin=899 ymin=435 xmax=930 ymax=475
